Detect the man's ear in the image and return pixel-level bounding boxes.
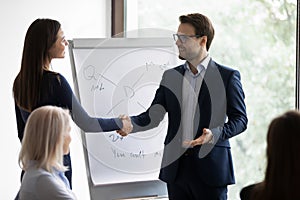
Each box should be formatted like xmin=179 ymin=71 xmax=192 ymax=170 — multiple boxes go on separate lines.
xmin=200 ymin=35 xmax=207 ymax=47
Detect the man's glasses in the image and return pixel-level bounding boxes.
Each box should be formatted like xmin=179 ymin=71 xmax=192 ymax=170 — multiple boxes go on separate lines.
xmin=173 ymin=34 xmax=202 ymax=43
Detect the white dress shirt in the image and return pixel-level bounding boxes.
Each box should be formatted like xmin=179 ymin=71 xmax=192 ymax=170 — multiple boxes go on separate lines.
xmin=181 ymin=55 xmax=210 ymax=147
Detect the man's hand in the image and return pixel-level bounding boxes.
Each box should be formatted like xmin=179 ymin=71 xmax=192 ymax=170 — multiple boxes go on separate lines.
xmin=184 ymin=128 xmax=214 ymax=147
xmin=116 ymin=114 xmax=133 ymax=136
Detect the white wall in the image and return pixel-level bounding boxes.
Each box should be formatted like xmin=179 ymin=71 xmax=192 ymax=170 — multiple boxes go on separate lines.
xmin=0 ymin=0 xmax=110 ymax=199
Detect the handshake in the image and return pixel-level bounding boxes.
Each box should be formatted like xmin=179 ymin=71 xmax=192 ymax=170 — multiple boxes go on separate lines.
xmin=117 ymin=115 xmax=133 ymax=137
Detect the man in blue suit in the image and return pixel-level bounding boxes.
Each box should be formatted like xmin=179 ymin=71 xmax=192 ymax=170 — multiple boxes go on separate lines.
xmin=118 ymin=13 xmax=247 ymax=200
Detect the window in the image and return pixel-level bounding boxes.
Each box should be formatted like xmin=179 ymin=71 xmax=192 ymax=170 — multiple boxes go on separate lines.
xmin=122 ymin=0 xmax=298 ymax=198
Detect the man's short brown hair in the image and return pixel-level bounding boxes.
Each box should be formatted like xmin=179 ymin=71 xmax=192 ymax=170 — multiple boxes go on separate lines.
xmin=179 ymin=13 xmax=215 ymax=50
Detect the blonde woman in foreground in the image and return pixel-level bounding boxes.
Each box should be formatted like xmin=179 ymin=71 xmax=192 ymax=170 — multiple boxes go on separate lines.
xmin=18 ymin=106 xmax=76 ymax=200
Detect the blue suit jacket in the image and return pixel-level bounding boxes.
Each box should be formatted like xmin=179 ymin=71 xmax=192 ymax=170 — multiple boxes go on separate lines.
xmin=131 ymin=59 xmax=247 ymax=187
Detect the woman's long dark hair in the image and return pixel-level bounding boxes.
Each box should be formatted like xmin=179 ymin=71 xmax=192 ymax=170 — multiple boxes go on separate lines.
xmin=13 ymin=19 xmax=60 ymax=112
xmin=252 ymin=110 xmax=300 ymax=199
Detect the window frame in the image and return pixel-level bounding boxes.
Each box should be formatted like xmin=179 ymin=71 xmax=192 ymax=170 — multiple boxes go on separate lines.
xmin=296 ymin=1 xmax=300 ymax=109
xmin=111 ymin=0 xmax=125 ymax=37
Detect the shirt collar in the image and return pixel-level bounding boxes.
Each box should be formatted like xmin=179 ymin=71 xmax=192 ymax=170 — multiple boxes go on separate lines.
xmin=184 ymin=54 xmax=211 ymax=73
xmin=201 ymin=54 xmax=210 ymax=70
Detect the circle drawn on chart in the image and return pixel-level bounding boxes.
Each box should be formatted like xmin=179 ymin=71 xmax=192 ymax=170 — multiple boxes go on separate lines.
xmin=94 ymin=48 xmax=174 ymax=141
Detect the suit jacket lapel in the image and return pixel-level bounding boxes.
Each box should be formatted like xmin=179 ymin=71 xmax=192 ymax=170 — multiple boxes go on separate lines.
xmin=197 ymin=59 xmax=227 ymax=129
xmin=198 ymin=60 xmax=215 ymax=106
xmin=172 ymin=64 xmax=185 ymax=104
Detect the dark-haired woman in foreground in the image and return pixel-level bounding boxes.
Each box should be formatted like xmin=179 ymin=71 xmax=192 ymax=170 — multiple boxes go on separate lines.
xmin=240 ymin=110 xmax=300 ymax=200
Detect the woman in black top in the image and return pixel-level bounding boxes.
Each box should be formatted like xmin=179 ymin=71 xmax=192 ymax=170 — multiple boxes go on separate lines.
xmin=13 ymin=18 xmax=132 ymax=188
